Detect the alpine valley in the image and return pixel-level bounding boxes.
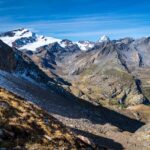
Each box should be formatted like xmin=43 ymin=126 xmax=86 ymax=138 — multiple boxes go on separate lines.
xmin=0 ymin=28 xmax=150 ymax=150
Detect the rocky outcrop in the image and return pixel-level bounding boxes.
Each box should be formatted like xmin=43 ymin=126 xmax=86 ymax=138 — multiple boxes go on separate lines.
xmin=0 ymin=40 xmax=17 ymax=71
xmin=133 ymin=124 xmax=150 ymax=149
xmin=0 ymin=40 xmax=51 ymax=84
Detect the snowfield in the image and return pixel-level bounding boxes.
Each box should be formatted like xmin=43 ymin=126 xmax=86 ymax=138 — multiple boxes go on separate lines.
xmin=20 ymin=36 xmax=61 ymax=51
xmin=0 ymin=28 xmax=106 ymax=51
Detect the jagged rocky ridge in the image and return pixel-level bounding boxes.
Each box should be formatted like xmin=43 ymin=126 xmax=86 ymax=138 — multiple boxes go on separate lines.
xmin=0 ymin=29 xmax=150 ymax=106
xmin=0 ymin=39 xmax=73 ymax=101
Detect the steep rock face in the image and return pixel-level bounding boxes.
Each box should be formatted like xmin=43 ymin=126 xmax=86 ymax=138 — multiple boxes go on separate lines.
xmin=0 ymin=40 xmax=74 ymax=102
xmin=60 ymin=39 xmax=81 ymax=52
xmin=0 ymin=40 xmax=17 ymax=72
xmin=0 ymin=40 xmax=51 ymax=84
xmin=27 ymin=42 xmax=74 ymax=85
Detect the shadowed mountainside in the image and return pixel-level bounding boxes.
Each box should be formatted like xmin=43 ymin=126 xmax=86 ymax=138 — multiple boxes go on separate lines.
xmin=0 ymin=87 xmax=102 ymax=150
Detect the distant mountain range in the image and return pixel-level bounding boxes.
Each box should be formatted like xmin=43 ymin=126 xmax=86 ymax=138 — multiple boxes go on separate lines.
xmin=0 ymin=28 xmax=150 ymax=149
xmin=0 ymin=28 xmax=110 ymax=51
xmin=0 ymin=28 xmax=149 ymax=106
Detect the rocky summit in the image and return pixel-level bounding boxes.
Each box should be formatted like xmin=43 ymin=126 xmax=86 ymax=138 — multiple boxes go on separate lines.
xmin=0 ymin=28 xmax=149 ymax=150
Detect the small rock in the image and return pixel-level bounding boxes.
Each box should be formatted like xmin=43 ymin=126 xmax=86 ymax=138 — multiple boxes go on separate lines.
xmin=77 ymin=135 xmax=92 ymax=145
xmin=0 ymin=129 xmax=4 ymax=137
xmin=44 ymin=135 xmax=52 ymax=141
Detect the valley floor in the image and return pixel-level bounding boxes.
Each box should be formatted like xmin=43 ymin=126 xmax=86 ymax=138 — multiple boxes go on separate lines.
xmin=0 ymin=71 xmax=149 ymax=150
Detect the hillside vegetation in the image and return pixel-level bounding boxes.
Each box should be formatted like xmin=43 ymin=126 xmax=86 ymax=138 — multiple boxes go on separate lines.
xmin=0 ymin=88 xmax=98 ymax=150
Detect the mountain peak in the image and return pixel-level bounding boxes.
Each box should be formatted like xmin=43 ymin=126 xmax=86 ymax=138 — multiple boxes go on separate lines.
xmin=14 ymin=28 xmax=28 ymax=31
xmin=0 ymin=29 xmax=61 ymax=51
xmin=99 ymin=35 xmax=110 ymax=42
xmin=13 ymin=28 xmax=32 ymax=36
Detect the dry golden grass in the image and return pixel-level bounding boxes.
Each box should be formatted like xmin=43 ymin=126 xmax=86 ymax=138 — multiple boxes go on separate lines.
xmin=0 ymin=88 xmax=97 ymax=150
xmin=127 ymin=104 xmax=150 ymax=123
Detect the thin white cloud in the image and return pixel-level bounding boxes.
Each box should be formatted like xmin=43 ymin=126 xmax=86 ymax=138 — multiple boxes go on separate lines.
xmin=58 ymin=27 xmax=150 ymax=37
xmin=0 ymin=13 xmax=150 ymax=40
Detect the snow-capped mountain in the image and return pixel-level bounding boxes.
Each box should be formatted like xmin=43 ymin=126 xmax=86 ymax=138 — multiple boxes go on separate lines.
xmin=0 ymin=28 xmax=34 ymax=47
xmin=75 ymin=41 xmax=95 ymax=51
xmin=0 ymin=28 xmax=97 ymax=51
xmin=98 ymin=35 xmax=110 ymax=42
xmin=0 ymin=28 xmax=61 ymax=51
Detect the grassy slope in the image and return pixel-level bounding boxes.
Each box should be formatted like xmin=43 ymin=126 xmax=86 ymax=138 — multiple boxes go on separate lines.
xmin=0 ymin=88 xmax=97 ymax=150
xmin=69 ymin=63 xmax=139 ymax=107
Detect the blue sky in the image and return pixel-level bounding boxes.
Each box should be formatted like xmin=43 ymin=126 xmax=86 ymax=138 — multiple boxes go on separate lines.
xmin=0 ymin=0 xmax=150 ymax=41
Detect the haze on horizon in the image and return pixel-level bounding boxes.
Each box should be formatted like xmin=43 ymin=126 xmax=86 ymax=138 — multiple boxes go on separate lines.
xmin=0 ymin=0 xmax=150 ymax=41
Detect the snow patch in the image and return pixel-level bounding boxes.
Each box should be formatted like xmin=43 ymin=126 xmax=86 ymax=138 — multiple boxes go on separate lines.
xmin=0 ymin=29 xmax=33 ymax=46
xmin=20 ymin=36 xmax=61 ymax=51
xmin=75 ymin=41 xmax=94 ymax=51
xmin=0 ymin=28 xmax=61 ymax=51
xmin=98 ymin=35 xmax=110 ymax=42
